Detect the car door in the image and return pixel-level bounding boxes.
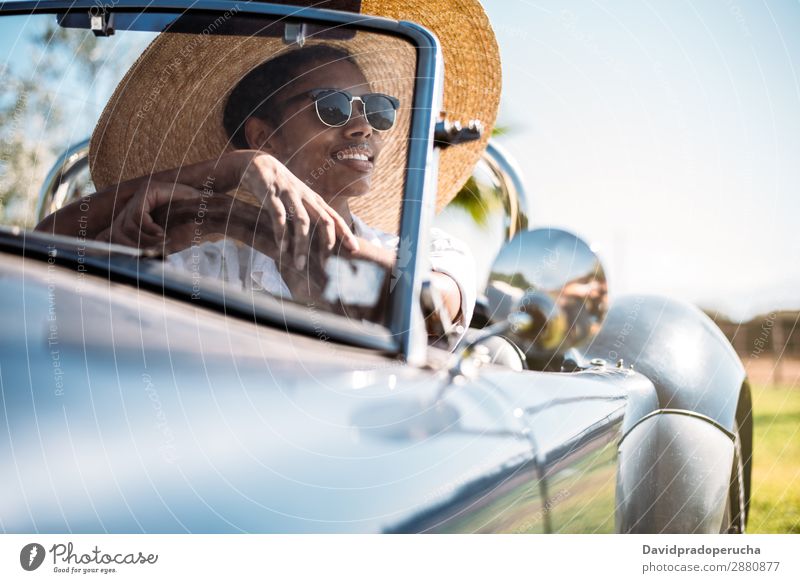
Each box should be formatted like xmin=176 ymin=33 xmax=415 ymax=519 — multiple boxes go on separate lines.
xmin=0 ymin=252 xmax=544 ymax=533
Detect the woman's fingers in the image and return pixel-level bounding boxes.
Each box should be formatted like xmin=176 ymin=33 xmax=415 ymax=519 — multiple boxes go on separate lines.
xmin=100 ymin=181 xmax=199 ymax=249
xmin=140 ymin=210 xmax=164 ymax=237
xmin=318 ymin=199 xmax=359 ymax=252
xmin=132 ymin=222 xmax=164 ymax=246
xmin=240 ymin=154 xmax=362 ymax=263
xmin=145 ymin=181 xmax=204 ymax=209
xmin=122 ymin=204 xmax=158 ymax=246
xmin=169 ymin=182 xmax=206 ymax=202
xmin=285 ymin=190 xmax=311 ymax=270
xmin=139 ymin=209 xmax=164 ymax=239
xmin=110 ymin=185 xmax=153 ymax=244
xmin=241 ymin=153 xmax=279 ymax=206
xmin=137 ymin=182 xmax=208 ymax=246
xmin=267 ymin=192 xmax=288 ymax=252
xmin=301 ymin=198 xmax=336 ymax=252
xmin=107 ymin=221 xmax=140 ymax=248
xmin=98 ymin=220 xmax=138 ymax=247
xmin=251 ymin=159 xmax=294 ymax=255
xmin=316 ymin=209 xmax=337 ymax=252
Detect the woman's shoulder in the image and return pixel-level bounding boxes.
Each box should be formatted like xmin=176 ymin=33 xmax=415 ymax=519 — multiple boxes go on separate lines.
xmin=351 ymin=214 xmax=466 ymax=254
xmin=351 ymin=213 xmax=399 ymax=249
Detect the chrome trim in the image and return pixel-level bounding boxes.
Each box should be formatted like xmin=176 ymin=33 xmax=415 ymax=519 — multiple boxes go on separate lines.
xmin=620 ymin=408 xmax=736 ymax=444
xmin=35 ymin=138 xmax=90 ymax=223
xmin=389 ymin=20 xmax=443 ymax=364
xmin=483 ymin=141 xmax=529 ymax=238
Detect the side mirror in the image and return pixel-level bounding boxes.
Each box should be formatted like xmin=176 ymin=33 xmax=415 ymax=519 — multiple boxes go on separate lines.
xmin=485 ymin=228 xmax=608 ymax=366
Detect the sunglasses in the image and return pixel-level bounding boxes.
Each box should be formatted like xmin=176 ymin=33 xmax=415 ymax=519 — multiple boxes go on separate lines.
xmin=305 ymin=89 xmax=400 ymax=131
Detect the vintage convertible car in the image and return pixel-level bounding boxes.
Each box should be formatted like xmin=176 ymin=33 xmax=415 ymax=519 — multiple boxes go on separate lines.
xmin=0 ymin=0 xmax=751 ymax=533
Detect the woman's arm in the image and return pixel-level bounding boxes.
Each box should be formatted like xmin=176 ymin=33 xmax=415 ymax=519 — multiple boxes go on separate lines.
xmin=34 ymin=176 xmax=140 ymax=238
xmin=34 ymin=151 xmax=358 ymax=268
xmin=33 ymin=152 xmax=250 ymax=238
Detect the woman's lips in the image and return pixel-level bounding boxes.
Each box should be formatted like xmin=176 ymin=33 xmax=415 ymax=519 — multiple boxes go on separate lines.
xmin=335 ymin=151 xmax=374 ymax=173
xmin=337 ymin=157 xmax=374 ymax=173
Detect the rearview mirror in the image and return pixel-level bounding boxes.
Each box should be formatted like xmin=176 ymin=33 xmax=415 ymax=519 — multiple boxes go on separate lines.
xmin=485 ymin=228 xmax=608 ymax=366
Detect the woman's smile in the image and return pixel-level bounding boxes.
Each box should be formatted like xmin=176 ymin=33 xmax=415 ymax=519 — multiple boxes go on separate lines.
xmin=332 ymin=142 xmax=375 ymax=173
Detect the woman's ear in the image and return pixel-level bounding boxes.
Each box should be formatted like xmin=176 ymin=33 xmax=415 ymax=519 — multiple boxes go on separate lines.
xmin=244 ymin=117 xmax=275 ymax=152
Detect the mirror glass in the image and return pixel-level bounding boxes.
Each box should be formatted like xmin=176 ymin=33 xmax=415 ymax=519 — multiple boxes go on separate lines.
xmin=487 ymin=228 xmax=608 ymax=363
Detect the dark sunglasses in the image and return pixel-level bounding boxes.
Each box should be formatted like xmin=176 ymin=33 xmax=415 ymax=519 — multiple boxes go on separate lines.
xmin=306 ymin=89 xmax=400 ymax=131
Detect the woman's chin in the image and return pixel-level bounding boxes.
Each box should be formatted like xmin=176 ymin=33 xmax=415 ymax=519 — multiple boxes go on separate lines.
xmin=338 ymin=179 xmax=373 ymax=199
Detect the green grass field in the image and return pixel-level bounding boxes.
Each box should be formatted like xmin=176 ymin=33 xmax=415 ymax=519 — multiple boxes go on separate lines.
xmin=747 ymin=385 xmax=800 ymax=533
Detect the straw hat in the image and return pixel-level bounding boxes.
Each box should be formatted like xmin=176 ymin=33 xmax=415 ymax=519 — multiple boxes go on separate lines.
xmin=90 ymin=0 xmax=501 ymax=233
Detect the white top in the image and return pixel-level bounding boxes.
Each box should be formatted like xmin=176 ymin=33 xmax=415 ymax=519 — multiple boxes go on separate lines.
xmin=166 ymin=214 xmax=476 ymax=327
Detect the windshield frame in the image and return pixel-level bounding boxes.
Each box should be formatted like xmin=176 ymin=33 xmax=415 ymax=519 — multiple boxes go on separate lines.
xmin=0 ymin=0 xmax=444 ymax=360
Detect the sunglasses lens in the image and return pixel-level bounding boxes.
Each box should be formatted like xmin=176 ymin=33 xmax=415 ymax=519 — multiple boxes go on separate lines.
xmin=364 ymin=95 xmax=397 ymax=131
xmin=315 ymin=91 xmax=351 ymax=126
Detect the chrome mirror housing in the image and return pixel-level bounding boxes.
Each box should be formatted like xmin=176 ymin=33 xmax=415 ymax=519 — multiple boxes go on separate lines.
xmin=35 ymin=139 xmax=92 ymax=223
xmin=485 ymin=228 xmax=608 ymax=364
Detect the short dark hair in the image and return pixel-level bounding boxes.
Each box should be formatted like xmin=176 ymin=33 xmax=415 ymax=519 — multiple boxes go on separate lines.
xmin=223 ymin=45 xmax=356 ymax=149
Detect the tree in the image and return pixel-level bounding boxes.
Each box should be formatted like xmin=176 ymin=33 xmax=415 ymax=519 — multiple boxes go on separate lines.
xmin=0 ymin=18 xmax=100 ymax=228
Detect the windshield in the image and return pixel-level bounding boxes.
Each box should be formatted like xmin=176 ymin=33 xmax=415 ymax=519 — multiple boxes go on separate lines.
xmin=2 ymin=9 xmax=416 ymax=326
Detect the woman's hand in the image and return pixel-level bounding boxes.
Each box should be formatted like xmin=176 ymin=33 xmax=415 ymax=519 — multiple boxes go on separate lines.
xmin=233 ymin=151 xmax=359 ymax=269
xmin=95 ymin=181 xmax=203 ymax=251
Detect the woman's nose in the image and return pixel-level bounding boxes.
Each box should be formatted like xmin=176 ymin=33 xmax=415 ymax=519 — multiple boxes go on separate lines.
xmin=342 ymin=101 xmax=372 ymax=138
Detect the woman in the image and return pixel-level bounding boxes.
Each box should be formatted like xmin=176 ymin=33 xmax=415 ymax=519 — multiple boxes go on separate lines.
xmin=37 ymin=42 xmax=473 ymax=325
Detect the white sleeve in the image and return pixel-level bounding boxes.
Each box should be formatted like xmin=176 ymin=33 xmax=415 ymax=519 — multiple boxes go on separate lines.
xmin=352 ymin=213 xmax=477 ymax=334
xmin=165 ymin=240 xmax=243 ymax=287
xmin=427 ymin=227 xmax=477 ymax=329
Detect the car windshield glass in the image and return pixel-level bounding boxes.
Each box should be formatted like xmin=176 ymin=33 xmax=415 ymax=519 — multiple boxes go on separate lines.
xmin=2 ymin=10 xmax=415 ymax=327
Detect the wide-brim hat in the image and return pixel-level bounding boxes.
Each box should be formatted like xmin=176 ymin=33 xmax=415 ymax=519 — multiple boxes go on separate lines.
xmin=90 ymin=0 xmax=501 ymax=233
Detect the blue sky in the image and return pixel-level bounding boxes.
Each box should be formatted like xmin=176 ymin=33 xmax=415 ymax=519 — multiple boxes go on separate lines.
xmin=482 ymin=0 xmax=800 ymax=320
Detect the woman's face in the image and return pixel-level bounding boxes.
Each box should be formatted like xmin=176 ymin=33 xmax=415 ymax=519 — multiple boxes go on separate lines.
xmin=246 ymin=59 xmax=387 ymax=203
